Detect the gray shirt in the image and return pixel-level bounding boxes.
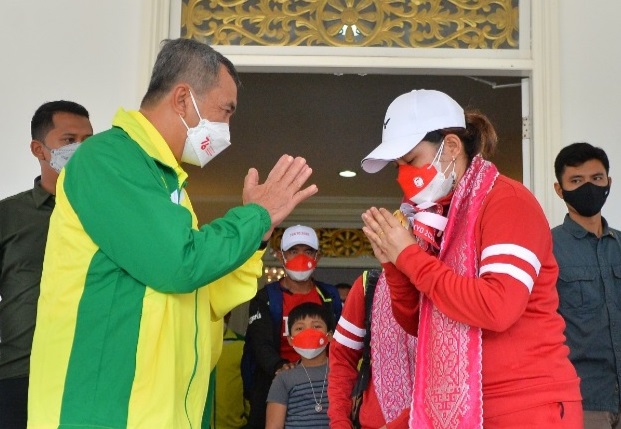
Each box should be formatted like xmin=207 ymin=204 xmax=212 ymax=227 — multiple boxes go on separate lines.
xmin=552 ymin=214 xmax=621 ymax=412
xmin=267 ymin=362 xmax=329 ymax=429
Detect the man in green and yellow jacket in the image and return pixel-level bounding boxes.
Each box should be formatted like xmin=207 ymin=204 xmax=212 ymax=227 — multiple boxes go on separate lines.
xmin=27 ymin=38 xmax=317 ymax=429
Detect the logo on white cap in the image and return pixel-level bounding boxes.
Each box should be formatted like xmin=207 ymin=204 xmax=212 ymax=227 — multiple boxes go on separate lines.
xmin=361 ymin=89 xmax=466 ymax=174
xmin=280 ymin=225 xmax=319 ymax=251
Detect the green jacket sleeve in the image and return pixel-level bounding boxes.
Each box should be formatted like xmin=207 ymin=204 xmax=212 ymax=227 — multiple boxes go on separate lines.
xmin=63 ymin=129 xmax=271 ymax=293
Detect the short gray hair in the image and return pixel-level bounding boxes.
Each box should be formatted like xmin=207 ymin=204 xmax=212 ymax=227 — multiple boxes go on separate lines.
xmin=141 ymin=38 xmax=241 ymax=107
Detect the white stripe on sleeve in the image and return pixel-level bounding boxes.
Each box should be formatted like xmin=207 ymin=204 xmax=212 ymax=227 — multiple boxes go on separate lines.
xmin=333 ymin=330 xmax=364 ymax=350
xmin=337 ymin=316 xmax=366 ymax=338
xmin=481 ymin=243 xmax=542 ymax=274
xmin=479 ymin=263 xmax=535 ymax=292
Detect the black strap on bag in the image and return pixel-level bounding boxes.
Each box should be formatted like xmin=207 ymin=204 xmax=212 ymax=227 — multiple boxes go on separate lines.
xmin=350 ymin=269 xmax=381 ymax=428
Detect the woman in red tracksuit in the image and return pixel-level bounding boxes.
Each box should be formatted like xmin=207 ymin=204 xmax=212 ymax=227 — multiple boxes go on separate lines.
xmin=355 ymin=89 xmax=582 ymax=429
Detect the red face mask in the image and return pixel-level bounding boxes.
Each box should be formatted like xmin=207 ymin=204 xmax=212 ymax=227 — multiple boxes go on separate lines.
xmin=396 ymin=163 xmax=439 ymax=203
xmin=282 ymin=253 xmax=317 ymax=282
xmin=396 ymin=140 xmax=456 ymax=206
xmin=396 ymin=163 xmax=455 ymax=206
xmin=291 ymin=328 xmax=328 ymax=359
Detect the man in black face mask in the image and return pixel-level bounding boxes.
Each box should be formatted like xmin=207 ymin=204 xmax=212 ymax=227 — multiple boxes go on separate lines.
xmin=552 ymin=142 xmax=620 ymax=429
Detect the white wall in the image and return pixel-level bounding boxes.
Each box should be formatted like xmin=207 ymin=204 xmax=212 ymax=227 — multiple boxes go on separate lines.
xmin=3 ymin=1 xmax=621 ymax=230
xmin=557 ymin=1 xmax=621 ymax=228
xmin=0 ymin=0 xmax=151 ymax=199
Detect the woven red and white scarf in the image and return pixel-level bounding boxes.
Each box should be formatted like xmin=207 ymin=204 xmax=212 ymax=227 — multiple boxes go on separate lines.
xmin=409 ymin=155 xmax=498 ymax=429
xmin=370 ymin=271 xmax=418 ymax=422
xmin=369 ymin=174 xmax=453 ymax=424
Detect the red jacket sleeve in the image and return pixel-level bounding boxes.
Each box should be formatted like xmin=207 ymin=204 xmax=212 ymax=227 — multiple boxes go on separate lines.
xmin=328 ymin=276 xmax=366 ymax=429
xmin=382 ymin=262 xmax=420 ymax=336
xmin=394 ymin=182 xmax=546 ymax=332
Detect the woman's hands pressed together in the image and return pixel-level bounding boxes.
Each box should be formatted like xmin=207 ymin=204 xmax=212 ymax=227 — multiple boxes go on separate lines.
xmin=362 ymin=207 xmax=416 ymax=264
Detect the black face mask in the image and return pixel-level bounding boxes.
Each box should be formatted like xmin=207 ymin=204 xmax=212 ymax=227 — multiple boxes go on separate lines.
xmin=562 ymin=181 xmax=610 ymax=217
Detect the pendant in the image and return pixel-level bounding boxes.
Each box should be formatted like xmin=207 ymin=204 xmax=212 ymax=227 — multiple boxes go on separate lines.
xmin=315 ymin=404 xmax=322 ymax=412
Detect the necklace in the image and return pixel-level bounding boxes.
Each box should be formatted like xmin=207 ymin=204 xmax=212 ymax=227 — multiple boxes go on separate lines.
xmin=300 ymin=362 xmax=328 ymax=412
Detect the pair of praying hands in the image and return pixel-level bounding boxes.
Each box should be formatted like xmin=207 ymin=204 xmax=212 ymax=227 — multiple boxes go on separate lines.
xmin=362 ymin=207 xmax=416 ymax=265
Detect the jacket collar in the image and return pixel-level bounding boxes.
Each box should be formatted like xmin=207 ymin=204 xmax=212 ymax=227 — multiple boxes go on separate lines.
xmin=32 ymin=176 xmax=54 ymax=208
xmin=111 ymin=108 xmax=188 ymax=187
xmin=562 ymin=213 xmax=611 ymax=238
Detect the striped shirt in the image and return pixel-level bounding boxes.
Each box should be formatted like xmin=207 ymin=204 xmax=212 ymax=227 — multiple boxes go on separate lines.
xmin=267 ymin=362 xmax=329 ymax=428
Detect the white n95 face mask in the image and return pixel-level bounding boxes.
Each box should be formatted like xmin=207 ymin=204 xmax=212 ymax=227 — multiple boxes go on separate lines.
xmin=179 ymin=91 xmax=231 ymax=167
xmin=48 ymin=142 xmax=81 ymax=173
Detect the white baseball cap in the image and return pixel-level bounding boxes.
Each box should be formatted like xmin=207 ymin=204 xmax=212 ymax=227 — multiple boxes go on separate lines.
xmin=281 ymin=225 xmax=319 ymax=251
xmin=361 ymin=89 xmax=466 ymax=173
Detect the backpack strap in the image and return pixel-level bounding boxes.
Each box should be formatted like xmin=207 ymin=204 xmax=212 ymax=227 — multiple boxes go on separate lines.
xmin=265 ymin=282 xmax=284 ymax=342
xmin=351 ymin=269 xmax=381 ymax=398
xmin=265 ymin=282 xmax=283 ymax=322
xmin=315 ymin=281 xmax=343 ymax=321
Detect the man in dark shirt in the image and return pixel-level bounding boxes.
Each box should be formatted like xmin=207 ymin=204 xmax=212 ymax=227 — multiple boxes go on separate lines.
xmin=0 ymin=101 xmax=92 ymax=429
xmin=552 ymin=142 xmax=621 ymax=429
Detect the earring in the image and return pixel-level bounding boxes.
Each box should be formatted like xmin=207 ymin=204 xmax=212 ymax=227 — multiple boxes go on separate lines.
xmin=451 ymin=157 xmax=457 ymax=188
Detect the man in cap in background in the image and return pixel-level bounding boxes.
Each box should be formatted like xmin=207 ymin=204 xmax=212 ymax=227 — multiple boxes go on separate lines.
xmin=244 ymin=225 xmax=341 ymax=428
